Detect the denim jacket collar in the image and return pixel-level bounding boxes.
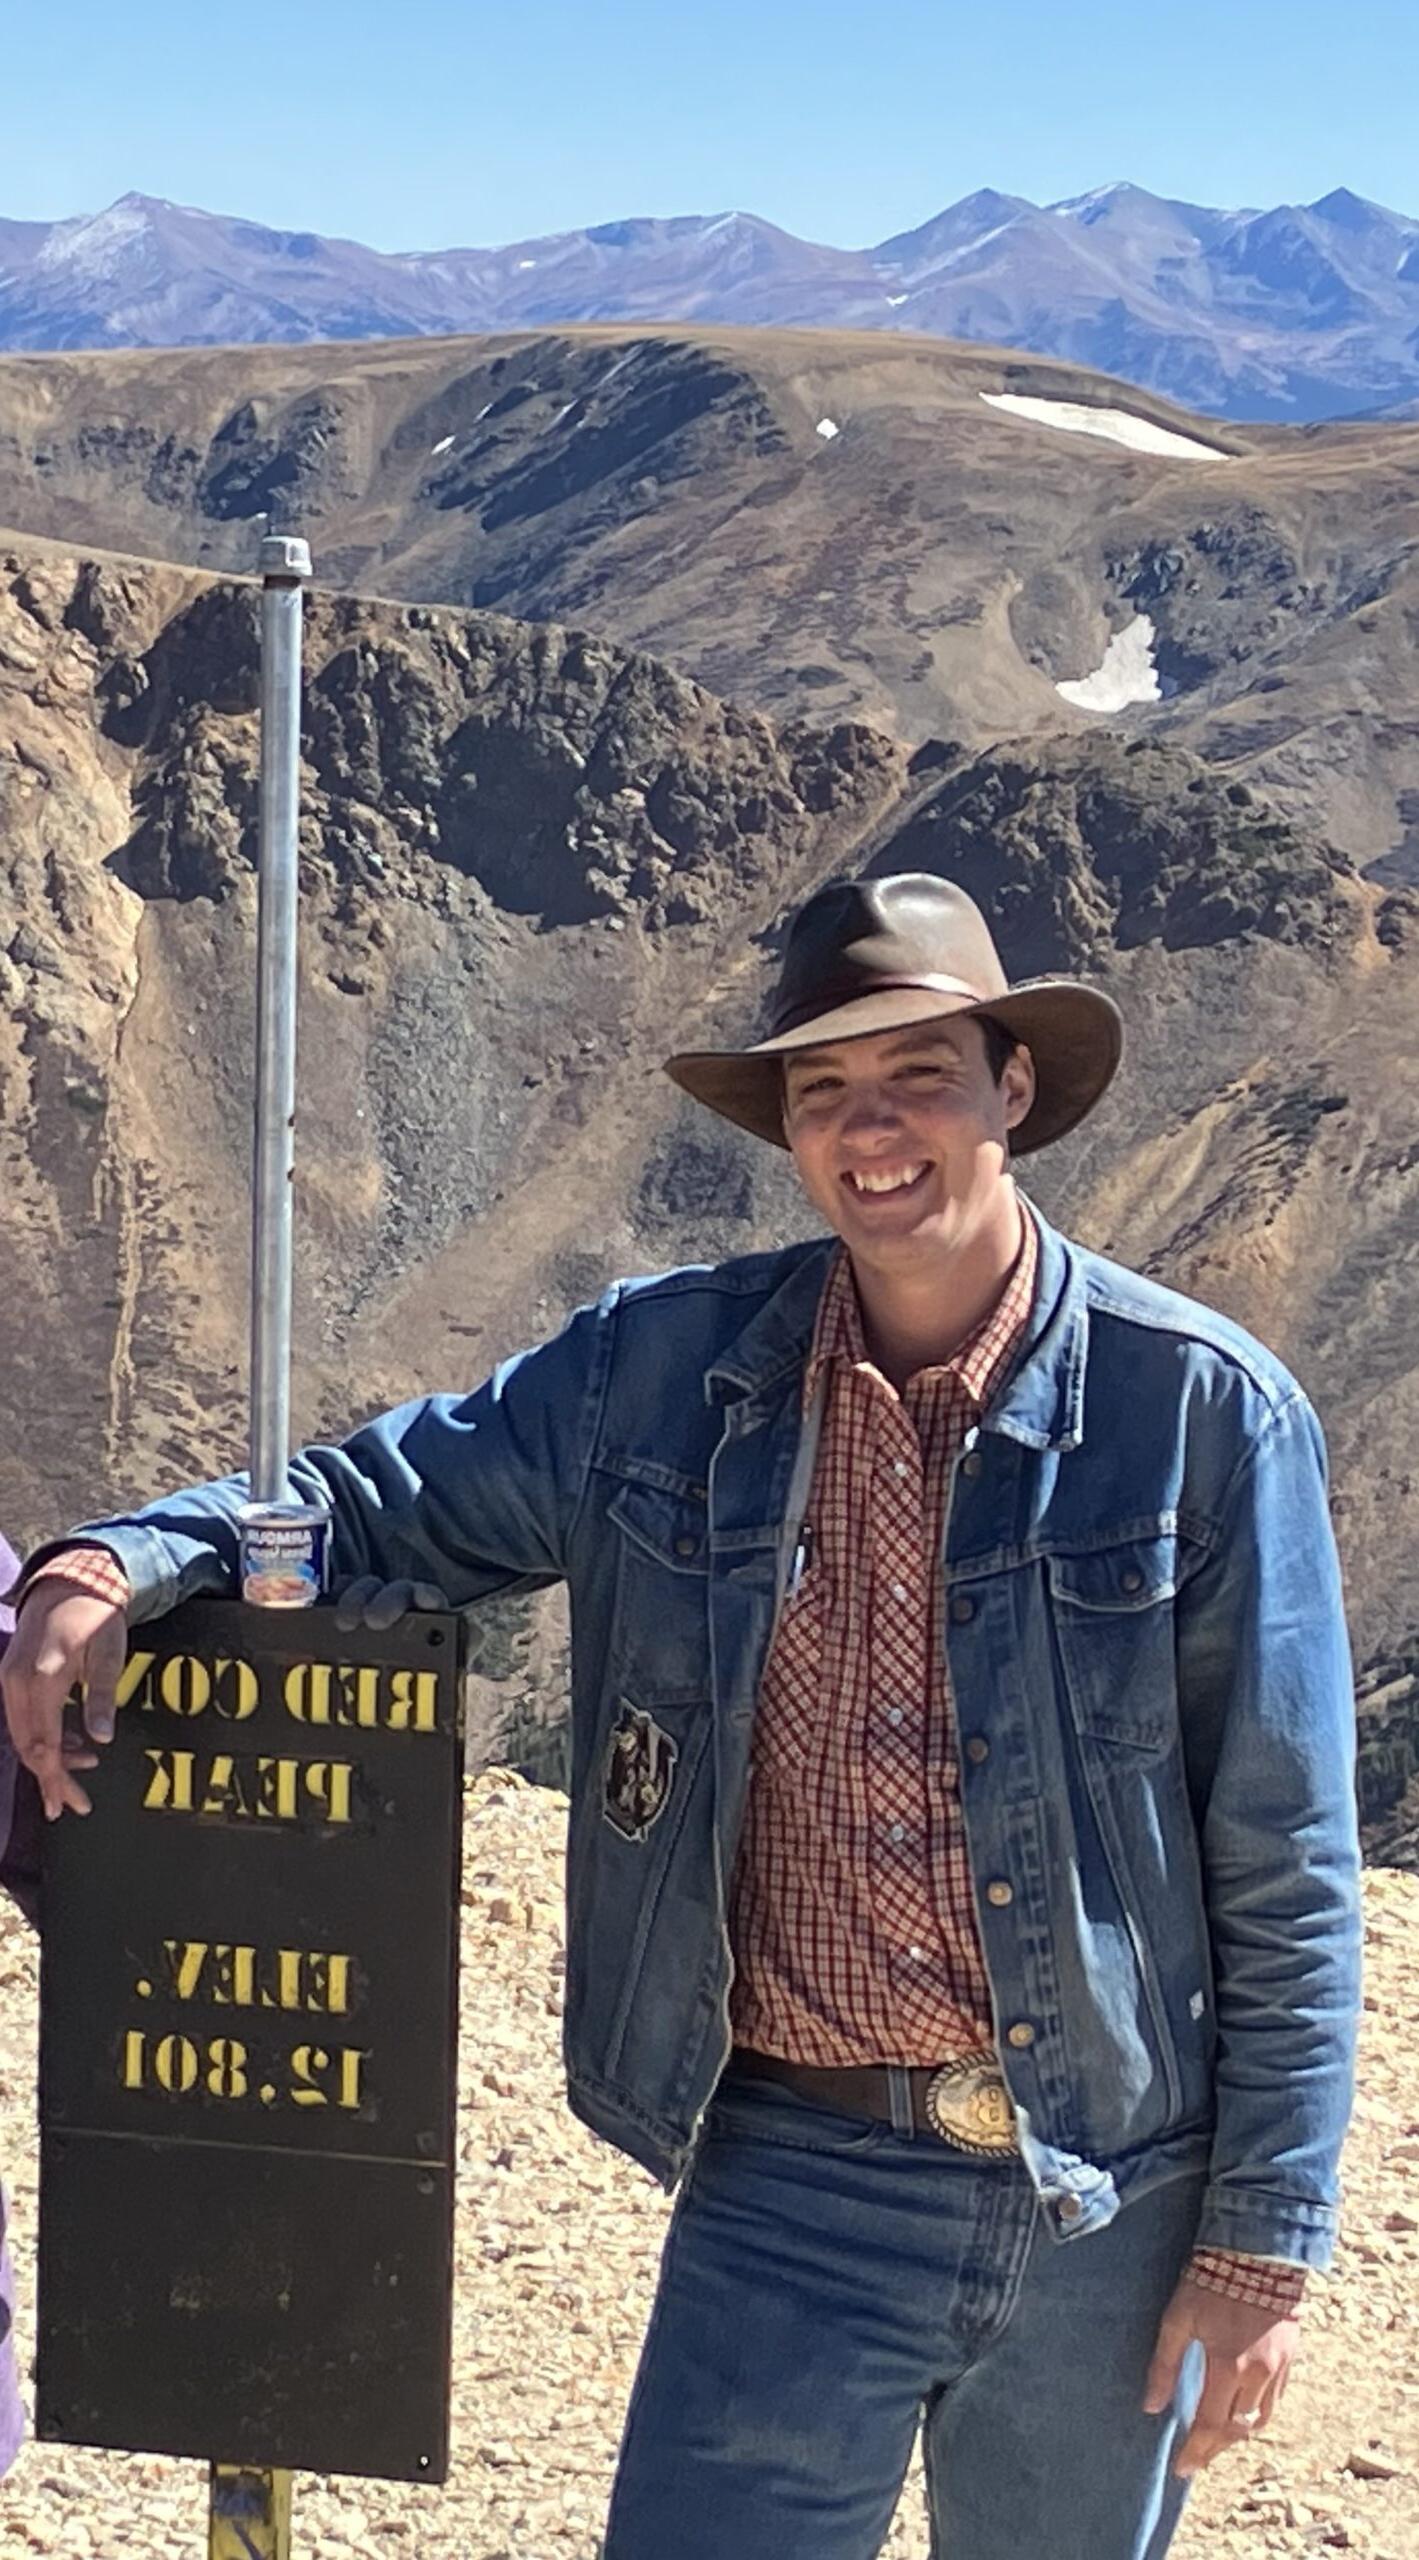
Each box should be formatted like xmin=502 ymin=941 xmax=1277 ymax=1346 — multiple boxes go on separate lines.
xmin=984 ymin=1211 xmax=1089 ymax=1454
xmin=706 ymin=1208 xmax=1087 ymax=1452
xmin=704 ymin=1240 xmax=833 ymax=1411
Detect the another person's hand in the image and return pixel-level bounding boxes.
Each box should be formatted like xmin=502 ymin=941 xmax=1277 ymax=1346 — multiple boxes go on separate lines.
xmin=0 ymin=1583 xmax=128 ymax=1820
xmin=1144 ymin=2273 xmax=1299 ymax=2476
xmin=333 ymin=1576 xmax=450 ymax=1632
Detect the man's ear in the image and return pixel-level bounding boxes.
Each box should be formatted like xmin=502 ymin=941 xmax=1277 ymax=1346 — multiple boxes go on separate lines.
xmin=1002 ymin=1044 xmax=1037 ymax=1131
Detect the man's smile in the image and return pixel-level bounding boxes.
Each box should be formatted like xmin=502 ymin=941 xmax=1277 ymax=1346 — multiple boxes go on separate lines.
xmin=842 ymin=1162 xmax=931 ymax=1198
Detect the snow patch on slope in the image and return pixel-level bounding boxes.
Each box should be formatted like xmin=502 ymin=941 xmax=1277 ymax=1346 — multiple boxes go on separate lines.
xmin=980 ymin=392 xmax=1227 ymax=461
xmin=1056 ymin=614 xmax=1162 ymax=712
xmin=36 ymin=202 xmax=152 ymax=279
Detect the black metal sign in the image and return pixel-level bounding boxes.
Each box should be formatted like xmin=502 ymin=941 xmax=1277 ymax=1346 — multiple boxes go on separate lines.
xmin=36 ymin=1599 xmax=465 ymax=2482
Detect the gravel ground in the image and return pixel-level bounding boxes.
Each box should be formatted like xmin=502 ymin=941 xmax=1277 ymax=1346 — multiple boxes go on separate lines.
xmin=0 ymin=1772 xmax=1414 ymax=2558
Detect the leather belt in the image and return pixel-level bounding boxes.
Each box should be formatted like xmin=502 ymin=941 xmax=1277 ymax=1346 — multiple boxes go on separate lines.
xmin=732 ymin=2047 xmax=1019 ymax=2158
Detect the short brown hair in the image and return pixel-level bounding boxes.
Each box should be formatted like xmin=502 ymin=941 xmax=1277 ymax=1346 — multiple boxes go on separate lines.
xmin=977 ymin=1015 xmax=1020 ymax=1083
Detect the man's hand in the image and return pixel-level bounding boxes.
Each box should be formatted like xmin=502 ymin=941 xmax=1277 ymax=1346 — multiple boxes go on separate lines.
xmin=333 ymin=1576 xmax=450 ymax=1633
xmin=1144 ymin=2273 xmax=1298 ymax=2477
xmin=0 ymin=1582 xmax=129 ymax=1820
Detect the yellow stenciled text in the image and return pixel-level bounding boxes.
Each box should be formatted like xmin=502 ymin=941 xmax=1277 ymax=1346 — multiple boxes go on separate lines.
xmin=283 ymin=1661 xmax=440 ymax=1733
xmin=141 ymin=1749 xmax=354 ymax=1824
xmin=159 ymin=1940 xmax=354 ymax=2015
xmin=117 ymin=1651 xmax=260 ymax=1719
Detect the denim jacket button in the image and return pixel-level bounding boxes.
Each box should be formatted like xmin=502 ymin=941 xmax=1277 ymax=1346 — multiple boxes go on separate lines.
xmin=1057 ymin=2194 xmax=1084 ymax=2224
xmin=965 ymin=1736 xmax=989 ymax=1765
xmin=674 ymin=1535 xmax=698 ymax=1558
xmin=1120 ymin=1566 xmax=1144 ymax=1594
xmin=1007 ymin=2021 xmax=1036 ymax=2049
xmin=960 ymin=1451 xmax=983 ymax=1479
xmin=949 ymin=1593 xmax=976 ymax=1624
xmin=986 ymin=1879 xmax=1014 ymax=1908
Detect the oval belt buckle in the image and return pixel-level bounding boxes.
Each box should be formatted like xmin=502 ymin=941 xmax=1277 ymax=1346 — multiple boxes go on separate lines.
xmin=924 ymin=2054 xmax=1019 ymax=2156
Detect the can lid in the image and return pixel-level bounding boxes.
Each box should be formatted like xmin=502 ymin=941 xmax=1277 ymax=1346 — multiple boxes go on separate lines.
xmin=238 ymin=1498 xmax=330 ymax=1524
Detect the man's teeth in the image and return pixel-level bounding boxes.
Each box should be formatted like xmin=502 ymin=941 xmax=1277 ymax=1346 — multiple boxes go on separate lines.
xmin=847 ymin=1164 xmax=927 ymax=1195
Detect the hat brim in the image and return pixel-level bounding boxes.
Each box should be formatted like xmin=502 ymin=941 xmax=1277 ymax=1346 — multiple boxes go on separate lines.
xmin=664 ymin=981 xmax=1123 ymax=1156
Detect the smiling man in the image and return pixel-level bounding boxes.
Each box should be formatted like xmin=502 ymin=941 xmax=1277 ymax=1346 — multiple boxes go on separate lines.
xmin=3 ymin=874 xmax=1361 ymax=2559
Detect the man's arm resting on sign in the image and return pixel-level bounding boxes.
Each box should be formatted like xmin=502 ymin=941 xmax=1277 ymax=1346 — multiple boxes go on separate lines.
xmin=21 ymin=1291 xmax=610 ymax=1628
xmin=2 ymin=1290 xmax=613 ymax=1816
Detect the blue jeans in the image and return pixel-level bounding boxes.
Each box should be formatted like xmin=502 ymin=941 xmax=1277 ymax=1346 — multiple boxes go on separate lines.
xmin=604 ymin=2075 xmax=1206 ymax=2560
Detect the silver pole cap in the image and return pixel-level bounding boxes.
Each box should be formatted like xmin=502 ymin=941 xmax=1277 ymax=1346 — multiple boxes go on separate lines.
xmin=259 ymin=534 xmax=313 ymax=582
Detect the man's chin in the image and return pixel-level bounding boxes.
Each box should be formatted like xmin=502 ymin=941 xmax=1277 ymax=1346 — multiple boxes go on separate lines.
xmin=837 ymin=1202 xmax=962 ymax=1264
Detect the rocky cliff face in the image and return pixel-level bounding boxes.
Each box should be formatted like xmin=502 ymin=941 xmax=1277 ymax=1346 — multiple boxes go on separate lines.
xmin=0 ymin=540 xmax=902 ymax=1527
xmin=2 ymin=536 xmax=1416 ymax=1854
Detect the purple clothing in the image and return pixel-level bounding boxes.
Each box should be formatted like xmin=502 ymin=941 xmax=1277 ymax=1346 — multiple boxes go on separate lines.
xmin=0 ymin=1528 xmax=20 ymax=1888
xmin=0 ymin=1532 xmax=38 ymax=1929
xmin=0 ymin=1531 xmax=27 ymax=2471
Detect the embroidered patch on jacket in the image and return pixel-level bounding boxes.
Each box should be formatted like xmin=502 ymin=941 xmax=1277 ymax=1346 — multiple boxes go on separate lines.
xmin=602 ymin=1704 xmax=678 ymax=1842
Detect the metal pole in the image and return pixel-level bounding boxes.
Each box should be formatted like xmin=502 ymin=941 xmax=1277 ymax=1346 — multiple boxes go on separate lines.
xmin=211 ymin=529 xmax=311 ymax=2559
xmin=250 ymin=532 xmax=312 ymax=1506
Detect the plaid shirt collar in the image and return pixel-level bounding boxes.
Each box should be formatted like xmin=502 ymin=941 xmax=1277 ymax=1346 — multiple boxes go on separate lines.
xmin=805 ymin=1198 xmax=1039 ymax=1412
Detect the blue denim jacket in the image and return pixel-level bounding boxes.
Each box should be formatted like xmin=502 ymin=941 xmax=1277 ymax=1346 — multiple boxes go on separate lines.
xmin=82 ymin=1212 xmax=1360 ymax=2266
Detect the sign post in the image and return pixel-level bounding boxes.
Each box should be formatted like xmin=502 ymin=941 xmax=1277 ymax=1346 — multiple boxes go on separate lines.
xmin=35 ymin=535 xmax=466 ymax=2549
xmin=218 ymin=516 xmax=312 ymax=2560
xmin=251 ymin=531 xmax=312 ymax=1515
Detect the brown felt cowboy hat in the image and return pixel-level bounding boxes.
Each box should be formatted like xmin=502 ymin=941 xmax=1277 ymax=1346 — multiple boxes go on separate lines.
xmin=664 ymin=873 xmax=1123 ymax=1156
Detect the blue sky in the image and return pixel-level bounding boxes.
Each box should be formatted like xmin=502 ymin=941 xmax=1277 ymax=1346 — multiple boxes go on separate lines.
xmin=10 ymin=0 xmax=1417 ymax=249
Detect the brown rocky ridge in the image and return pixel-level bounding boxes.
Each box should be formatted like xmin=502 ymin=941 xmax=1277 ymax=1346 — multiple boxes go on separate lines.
xmin=0 ymin=328 xmax=1416 ymax=875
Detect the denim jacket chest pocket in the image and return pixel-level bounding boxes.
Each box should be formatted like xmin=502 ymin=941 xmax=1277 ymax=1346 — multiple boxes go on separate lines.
xmin=1045 ymin=1532 xmax=1181 ymax=1754
xmin=605 ymin=1474 xmax=712 ymax=1707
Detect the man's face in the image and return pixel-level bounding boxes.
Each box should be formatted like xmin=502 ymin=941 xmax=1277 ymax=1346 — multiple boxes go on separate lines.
xmin=782 ymin=1018 xmax=1035 ymax=1274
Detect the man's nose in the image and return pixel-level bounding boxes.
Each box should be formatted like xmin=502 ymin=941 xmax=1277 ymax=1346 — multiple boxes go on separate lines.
xmin=840 ymin=1086 xmax=902 ymax=1137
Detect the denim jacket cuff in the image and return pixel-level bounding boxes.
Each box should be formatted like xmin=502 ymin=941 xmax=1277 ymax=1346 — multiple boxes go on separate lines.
xmin=1194 ymin=2185 xmax=1338 ymax=2273
xmin=39 ymin=1524 xmax=231 ymax=1625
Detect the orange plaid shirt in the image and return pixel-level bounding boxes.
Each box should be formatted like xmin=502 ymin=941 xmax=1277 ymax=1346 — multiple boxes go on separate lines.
xmin=728 ymin=1220 xmax=1035 ymax=2067
xmin=727 ymin=1208 xmax=1304 ymax=2315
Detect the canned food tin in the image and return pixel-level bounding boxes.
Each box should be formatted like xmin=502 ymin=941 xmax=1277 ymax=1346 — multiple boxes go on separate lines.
xmin=238 ymin=1501 xmax=330 ymax=1609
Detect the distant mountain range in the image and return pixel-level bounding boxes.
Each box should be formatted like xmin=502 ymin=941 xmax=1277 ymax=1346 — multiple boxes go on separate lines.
xmin=3 ymin=181 xmax=1419 ymax=420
